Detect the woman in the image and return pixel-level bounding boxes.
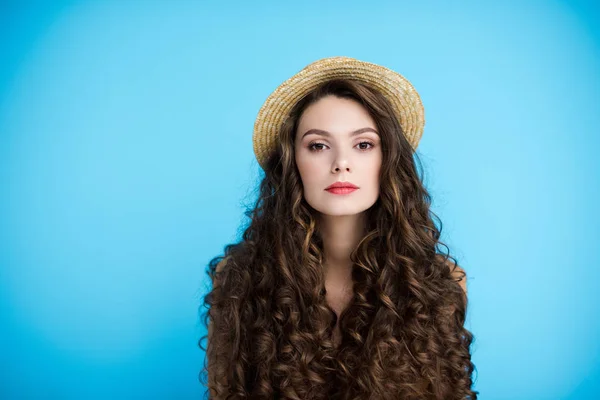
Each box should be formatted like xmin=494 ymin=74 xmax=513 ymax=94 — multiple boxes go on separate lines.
xmin=199 ymin=57 xmax=477 ymax=400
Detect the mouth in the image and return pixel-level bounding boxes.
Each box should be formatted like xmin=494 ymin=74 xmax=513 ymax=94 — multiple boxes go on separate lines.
xmin=325 ymin=181 xmax=359 ymax=190
xmin=325 ymin=187 xmax=359 ymax=195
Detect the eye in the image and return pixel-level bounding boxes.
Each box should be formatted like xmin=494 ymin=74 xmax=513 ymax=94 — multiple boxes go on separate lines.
xmin=356 ymin=141 xmax=375 ymax=151
xmin=308 ymin=141 xmax=375 ymax=152
xmin=308 ymin=141 xmax=328 ymax=152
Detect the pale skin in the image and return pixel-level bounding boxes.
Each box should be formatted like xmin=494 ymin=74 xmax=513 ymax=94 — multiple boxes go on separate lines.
xmin=208 ymin=96 xmax=466 ymax=394
xmin=294 ymin=95 xmax=467 ymax=345
xmin=294 ymin=96 xmax=381 ymax=342
xmin=212 ymin=97 xmax=467 ymax=350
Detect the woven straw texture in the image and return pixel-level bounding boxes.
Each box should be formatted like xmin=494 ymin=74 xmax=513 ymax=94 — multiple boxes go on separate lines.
xmin=252 ymin=56 xmax=425 ymax=170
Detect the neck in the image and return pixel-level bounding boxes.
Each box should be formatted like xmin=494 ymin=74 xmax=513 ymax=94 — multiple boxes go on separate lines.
xmin=317 ymin=213 xmax=366 ymax=286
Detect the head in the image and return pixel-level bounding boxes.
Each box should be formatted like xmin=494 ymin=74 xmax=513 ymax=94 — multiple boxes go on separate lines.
xmin=271 ymin=78 xmax=419 ymax=232
xmin=200 ymin=78 xmax=477 ymax=399
xmin=293 ymin=93 xmax=382 ymax=218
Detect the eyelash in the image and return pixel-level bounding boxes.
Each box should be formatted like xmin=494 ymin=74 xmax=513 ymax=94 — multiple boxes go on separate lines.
xmin=307 ymin=141 xmax=375 ymax=152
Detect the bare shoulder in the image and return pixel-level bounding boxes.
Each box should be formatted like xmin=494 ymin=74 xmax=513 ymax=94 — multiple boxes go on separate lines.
xmin=449 ymin=262 xmax=467 ymax=295
xmin=213 ymin=256 xmax=233 ymax=283
xmin=215 ymin=256 xmax=230 ymax=273
xmin=452 ymin=264 xmax=467 ymax=295
xmin=437 ymin=255 xmax=467 ymax=295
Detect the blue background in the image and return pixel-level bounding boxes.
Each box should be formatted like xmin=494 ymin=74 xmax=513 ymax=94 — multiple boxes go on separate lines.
xmin=1 ymin=0 xmax=598 ymax=398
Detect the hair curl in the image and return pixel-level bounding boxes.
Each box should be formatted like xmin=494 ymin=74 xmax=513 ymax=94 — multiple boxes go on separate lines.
xmin=198 ymin=78 xmax=478 ymax=399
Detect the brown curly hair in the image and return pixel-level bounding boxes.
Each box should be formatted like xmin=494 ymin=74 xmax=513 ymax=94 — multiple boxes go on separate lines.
xmin=198 ymin=78 xmax=478 ymax=399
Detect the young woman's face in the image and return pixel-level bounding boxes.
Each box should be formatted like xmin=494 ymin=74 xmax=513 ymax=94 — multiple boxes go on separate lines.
xmin=294 ymin=95 xmax=382 ymax=217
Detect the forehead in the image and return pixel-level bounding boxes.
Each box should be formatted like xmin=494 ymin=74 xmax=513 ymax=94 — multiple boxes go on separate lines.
xmin=296 ymin=96 xmax=376 ymax=137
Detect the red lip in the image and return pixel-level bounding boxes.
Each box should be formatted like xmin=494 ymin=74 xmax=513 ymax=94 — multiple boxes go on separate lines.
xmin=325 ymin=181 xmax=359 ymax=190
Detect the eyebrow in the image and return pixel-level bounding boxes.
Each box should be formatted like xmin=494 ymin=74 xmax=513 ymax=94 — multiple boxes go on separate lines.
xmin=300 ymin=127 xmax=379 ymax=140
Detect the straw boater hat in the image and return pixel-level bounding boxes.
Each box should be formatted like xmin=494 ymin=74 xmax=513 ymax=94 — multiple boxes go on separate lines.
xmin=252 ymin=56 xmax=425 ymax=170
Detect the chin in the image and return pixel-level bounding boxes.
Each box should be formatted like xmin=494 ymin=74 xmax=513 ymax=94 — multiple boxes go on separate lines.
xmin=311 ymin=203 xmax=375 ymax=217
xmin=320 ymin=210 xmax=363 ymax=217
xmin=304 ymin=193 xmax=379 ymax=217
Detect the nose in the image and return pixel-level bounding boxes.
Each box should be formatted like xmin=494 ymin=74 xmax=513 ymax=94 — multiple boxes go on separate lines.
xmin=333 ymin=166 xmax=350 ymax=172
xmin=331 ymin=146 xmax=351 ymax=173
xmin=332 ymin=159 xmax=351 ymax=173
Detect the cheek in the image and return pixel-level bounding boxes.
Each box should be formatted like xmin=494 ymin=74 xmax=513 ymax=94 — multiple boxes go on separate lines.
xmin=374 ymin=154 xmax=382 ymax=177
xmin=369 ymin=159 xmax=382 ymax=189
xmin=297 ymin=158 xmax=321 ymax=186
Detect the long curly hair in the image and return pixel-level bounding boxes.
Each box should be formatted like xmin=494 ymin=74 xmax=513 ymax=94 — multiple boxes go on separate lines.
xmin=198 ymin=78 xmax=478 ymax=399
